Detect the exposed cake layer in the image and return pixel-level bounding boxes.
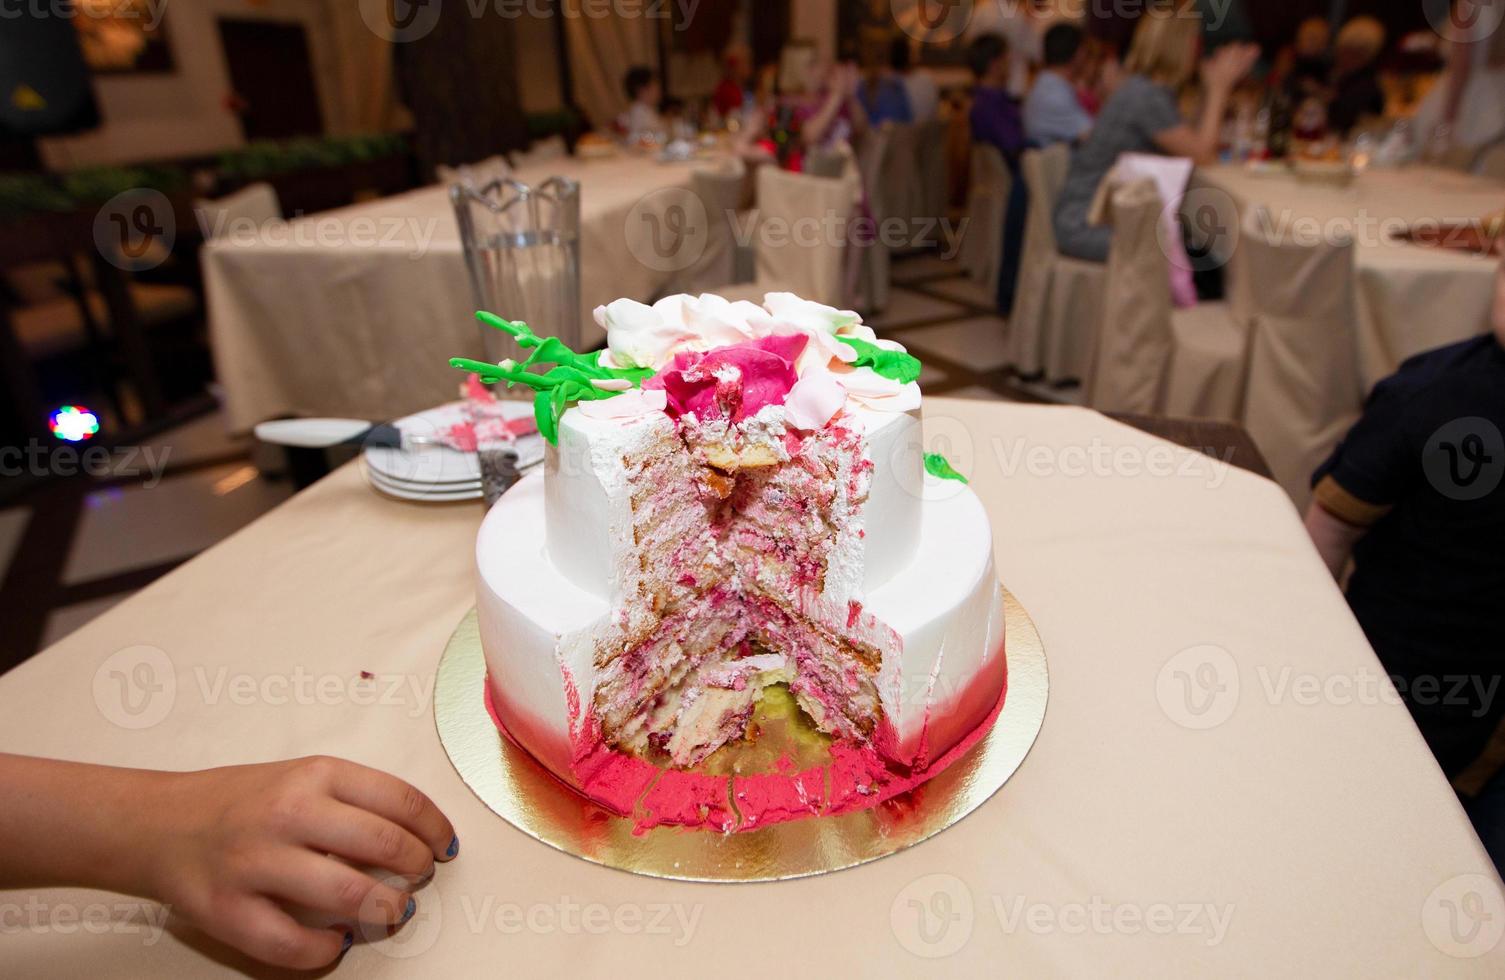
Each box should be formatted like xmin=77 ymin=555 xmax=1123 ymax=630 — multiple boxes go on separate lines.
xmin=477 ymin=466 xmax=1005 ymax=794
xmin=546 ymin=405 xmax=925 ymax=604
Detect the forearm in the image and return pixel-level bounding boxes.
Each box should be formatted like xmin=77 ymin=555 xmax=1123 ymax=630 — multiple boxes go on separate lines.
xmin=0 ymin=754 xmax=166 ymax=895
xmin=802 ymin=91 xmax=843 ymax=147
xmin=1443 ymin=39 xmax=1473 ymax=124
xmin=1191 ymin=86 xmax=1231 ymax=164
xmin=1303 ymin=503 xmax=1367 ymax=580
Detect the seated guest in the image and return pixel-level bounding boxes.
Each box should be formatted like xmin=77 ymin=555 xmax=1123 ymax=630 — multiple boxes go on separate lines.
xmin=1024 ymin=22 xmax=1094 ymax=146
xmin=1273 ymin=16 xmax=1333 ymax=100
xmin=1327 ymin=16 xmax=1387 ymax=135
xmin=1414 ymin=0 xmax=1505 ymax=152
xmin=1305 ymin=253 xmax=1505 ymax=784
xmin=967 ymin=33 xmax=1028 ymax=312
xmin=968 ymin=33 xmax=1026 ymax=165
xmin=1053 ymin=6 xmax=1258 ymax=263
xmin=712 ymin=44 xmax=753 ymax=119
xmin=619 ymin=65 xmax=665 ymax=142
xmin=892 ymin=37 xmax=940 ymax=123
xmin=860 ymin=44 xmax=915 ymax=125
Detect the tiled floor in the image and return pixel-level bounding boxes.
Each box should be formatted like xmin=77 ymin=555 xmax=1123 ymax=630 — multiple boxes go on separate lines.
xmin=0 ymin=403 xmax=280 ymax=670
xmin=0 ymin=252 xmax=1064 ymax=669
xmin=63 ymin=462 xmax=291 ymax=584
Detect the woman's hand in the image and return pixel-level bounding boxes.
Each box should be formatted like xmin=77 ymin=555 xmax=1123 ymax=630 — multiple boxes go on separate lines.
xmin=144 ymin=757 xmax=458 ymax=970
xmin=1200 ymin=42 xmax=1260 ymax=94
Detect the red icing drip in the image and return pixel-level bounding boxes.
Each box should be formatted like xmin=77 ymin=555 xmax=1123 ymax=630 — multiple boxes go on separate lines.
xmin=637 ymin=770 xmax=737 ymax=834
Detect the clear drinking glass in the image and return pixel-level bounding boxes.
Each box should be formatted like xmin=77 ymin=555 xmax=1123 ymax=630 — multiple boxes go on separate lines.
xmin=450 ymin=175 xmax=580 ymax=506
xmin=450 ymin=175 xmax=582 ymax=365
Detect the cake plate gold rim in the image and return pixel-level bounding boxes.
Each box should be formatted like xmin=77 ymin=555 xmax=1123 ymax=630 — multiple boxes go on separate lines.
xmin=434 ymin=587 xmax=1048 ymax=883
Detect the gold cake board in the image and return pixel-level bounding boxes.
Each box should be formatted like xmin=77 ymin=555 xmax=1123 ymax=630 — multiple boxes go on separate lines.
xmin=434 ymin=589 xmax=1048 ymax=882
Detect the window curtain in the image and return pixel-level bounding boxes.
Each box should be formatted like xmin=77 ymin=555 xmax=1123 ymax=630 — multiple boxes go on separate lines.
xmin=320 ymin=0 xmax=403 ymax=134
xmin=563 ymin=0 xmax=659 ymax=129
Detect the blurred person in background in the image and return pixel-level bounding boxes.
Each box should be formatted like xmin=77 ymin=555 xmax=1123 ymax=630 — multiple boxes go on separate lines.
xmin=1053 ymin=4 xmax=1258 ymax=262
xmin=619 ymin=65 xmax=665 ymax=143
xmin=712 ymin=43 xmax=753 ymax=120
xmin=1024 ymin=21 xmax=1094 ymax=146
xmin=1326 ymin=16 xmax=1387 ymax=136
xmin=1414 ymin=0 xmax=1505 ymax=153
xmin=967 ymin=0 xmax=1046 ymax=97
xmin=859 ymin=39 xmax=914 ymax=126
xmin=1273 ymin=16 xmax=1333 ymax=100
xmin=1305 ymin=250 xmax=1505 ymax=804
xmin=967 ymin=33 xmax=1028 ymax=313
xmin=968 ymin=33 xmax=1027 ymax=165
xmin=891 ymin=36 xmax=940 ymax=123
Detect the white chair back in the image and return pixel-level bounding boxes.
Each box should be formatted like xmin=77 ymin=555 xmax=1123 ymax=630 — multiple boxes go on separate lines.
xmin=878 ymin=122 xmax=921 ymax=230
xmin=1086 ymin=179 xmax=1173 ymax=414
xmin=194 ymin=183 xmax=281 ymax=241
xmin=959 ymin=143 xmax=1010 ymax=299
xmin=1238 ymin=217 xmax=1362 ymax=506
xmin=1472 ymin=139 xmax=1505 ymax=180
xmin=435 ymin=155 xmax=510 ymax=187
xmin=752 ymin=164 xmax=855 ymax=308
xmin=680 ymin=158 xmax=748 ymax=294
xmin=914 ymin=117 xmax=949 ymax=227
xmin=511 ymin=135 xmax=568 ymax=168
xmin=855 ymin=125 xmax=896 ymax=311
xmin=1006 ymin=144 xmax=1068 ymax=373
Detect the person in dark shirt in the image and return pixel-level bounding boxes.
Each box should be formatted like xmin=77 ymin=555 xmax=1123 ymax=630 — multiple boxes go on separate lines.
xmin=1326 ymin=16 xmax=1387 ymax=134
xmin=967 ymin=33 xmax=1026 ymax=163
xmin=966 ymin=33 xmax=1028 ymax=313
xmin=1306 ymin=255 xmax=1505 ymax=784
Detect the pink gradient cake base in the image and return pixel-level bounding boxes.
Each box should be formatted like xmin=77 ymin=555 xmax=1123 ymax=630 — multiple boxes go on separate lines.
xmin=481 ymin=642 xmax=1008 ymax=835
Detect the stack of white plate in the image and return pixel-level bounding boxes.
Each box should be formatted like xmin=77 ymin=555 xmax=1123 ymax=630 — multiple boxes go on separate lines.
xmin=361 ymin=402 xmax=542 ymax=503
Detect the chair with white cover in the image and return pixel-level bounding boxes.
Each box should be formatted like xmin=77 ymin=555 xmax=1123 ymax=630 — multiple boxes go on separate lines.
xmin=435 ymin=155 xmax=511 ymax=187
xmin=1472 ymin=138 xmax=1505 ymax=180
xmin=1236 ymin=212 xmax=1362 ymax=507
xmin=718 ymin=164 xmax=857 ymax=309
xmin=1008 ymin=144 xmax=1106 ymax=381
xmin=678 ymin=158 xmax=749 ymax=294
xmin=1086 ymin=179 xmax=1246 ymax=419
xmin=913 ymin=117 xmax=949 ymax=231
xmin=878 ymin=122 xmax=922 ymax=252
xmin=194 ymin=182 xmax=281 ymax=241
xmin=854 ymin=124 xmax=897 ymax=312
xmin=958 ymin=143 xmax=1009 ymax=302
xmin=511 ymin=135 xmax=569 ymax=168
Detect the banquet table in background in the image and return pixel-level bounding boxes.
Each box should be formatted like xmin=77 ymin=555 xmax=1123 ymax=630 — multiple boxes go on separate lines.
xmin=1194 ymin=164 xmax=1503 ymax=392
xmin=204 ymin=155 xmax=708 ymax=432
xmin=3 ymin=401 xmax=1501 ymax=977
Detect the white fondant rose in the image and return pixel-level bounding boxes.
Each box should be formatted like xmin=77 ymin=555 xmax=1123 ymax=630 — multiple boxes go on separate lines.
xmin=834 ymin=365 xmax=922 ymax=413
xmin=759 ymin=292 xmax=863 ymax=375
xmin=784 ymin=370 xmax=848 ymax=431
xmin=595 ymin=297 xmax=694 ymax=370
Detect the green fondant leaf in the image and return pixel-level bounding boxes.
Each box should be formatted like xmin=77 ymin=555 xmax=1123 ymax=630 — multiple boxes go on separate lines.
xmin=451 ymin=312 xmax=656 ymax=443
xmin=837 ymin=335 xmax=922 ymax=385
xmin=924 ymin=453 xmax=969 ymax=484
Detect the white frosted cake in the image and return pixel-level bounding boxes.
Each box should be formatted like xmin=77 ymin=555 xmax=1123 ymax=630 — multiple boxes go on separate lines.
xmin=455 ymin=293 xmax=1007 ymax=830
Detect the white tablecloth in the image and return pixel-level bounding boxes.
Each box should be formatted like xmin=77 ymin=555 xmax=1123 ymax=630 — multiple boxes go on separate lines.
xmin=1196 ymin=164 xmax=1503 ymax=391
xmin=204 ymin=156 xmax=707 ymax=431
xmin=2 ymin=402 xmax=1500 ymax=976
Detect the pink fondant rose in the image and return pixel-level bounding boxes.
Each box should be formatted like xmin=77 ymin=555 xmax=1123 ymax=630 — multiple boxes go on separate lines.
xmin=644 ymin=335 xmax=807 ymax=422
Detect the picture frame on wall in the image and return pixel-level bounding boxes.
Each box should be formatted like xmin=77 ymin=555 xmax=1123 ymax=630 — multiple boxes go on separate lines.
xmin=73 ymin=0 xmax=175 ymax=75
